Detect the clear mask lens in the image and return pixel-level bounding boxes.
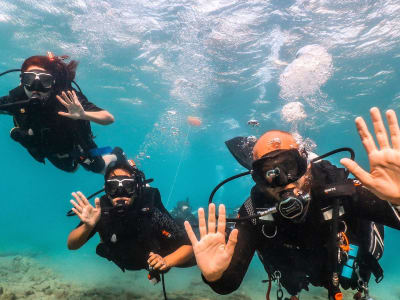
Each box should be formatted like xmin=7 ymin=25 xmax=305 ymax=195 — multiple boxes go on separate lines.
xmin=21 ymin=72 xmax=54 ymax=90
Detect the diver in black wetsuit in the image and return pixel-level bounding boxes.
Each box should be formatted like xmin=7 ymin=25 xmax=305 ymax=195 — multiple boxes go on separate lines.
xmin=67 ymin=159 xmax=194 ymax=278
xmin=0 ymin=53 xmax=118 ymax=173
xmin=170 ymin=197 xmax=198 ymax=228
xmin=184 ymin=107 xmax=400 ymax=300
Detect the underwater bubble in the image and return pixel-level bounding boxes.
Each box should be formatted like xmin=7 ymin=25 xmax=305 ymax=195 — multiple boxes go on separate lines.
xmin=292 ymin=132 xmax=317 ymax=153
xmin=223 ymin=118 xmax=240 ymax=130
xmin=279 ymin=45 xmax=333 ymax=101
xmin=247 ymin=135 xmax=257 ymax=143
xmin=281 ymin=102 xmax=307 ymax=123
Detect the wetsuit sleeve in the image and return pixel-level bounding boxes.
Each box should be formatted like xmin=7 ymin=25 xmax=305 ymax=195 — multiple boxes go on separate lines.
xmin=75 ymin=91 xmax=104 ymax=112
xmin=204 ymin=215 xmax=258 ymax=295
xmin=75 ymin=221 xmax=98 ymax=241
xmin=348 ymin=179 xmax=400 ymax=230
xmin=151 ymin=207 xmax=191 ymax=246
xmin=0 ymin=95 xmax=13 ymax=114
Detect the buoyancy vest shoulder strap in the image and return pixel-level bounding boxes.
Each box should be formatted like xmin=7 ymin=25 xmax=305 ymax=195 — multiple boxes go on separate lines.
xmin=9 ymin=86 xmax=27 ymax=101
xmin=311 ymin=160 xmax=348 ymax=187
xmin=141 ymin=187 xmax=170 ymax=215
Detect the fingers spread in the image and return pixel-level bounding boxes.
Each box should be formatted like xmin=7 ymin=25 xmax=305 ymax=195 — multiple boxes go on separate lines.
xmin=56 ymin=95 xmax=68 ymax=107
xmin=386 ymin=110 xmax=400 ymax=150
xmin=198 ymin=208 xmax=207 ymax=239
xmin=340 ymin=158 xmax=373 ymax=187
xmin=62 ymin=91 xmax=72 ymax=104
xmin=71 ymin=207 xmax=82 ymax=217
xmin=71 ymin=90 xmax=79 ymax=104
xmin=72 ymin=192 xmax=84 ymax=207
xmin=370 ymin=107 xmax=390 ymax=149
xmin=208 ymin=203 xmax=216 ymax=234
xmin=355 ymin=116 xmax=377 ymax=154
xmin=70 ymin=199 xmax=82 ymax=213
xmin=77 ymin=191 xmax=89 ymax=205
xmin=217 ymin=204 xmax=226 ymax=236
xmin=184 ymin=221 xmax=198 ymax=246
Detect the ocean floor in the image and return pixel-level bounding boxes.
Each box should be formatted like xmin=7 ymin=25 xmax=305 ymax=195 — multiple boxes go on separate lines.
xmin=0 ymin=252 xmax=398 ymax=300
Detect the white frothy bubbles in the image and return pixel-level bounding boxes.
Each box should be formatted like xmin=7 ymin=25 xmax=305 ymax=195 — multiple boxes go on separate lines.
xmin=281 ymin=102 xmax=307 ymax=123
xmin=279 ymin=45 xmax=333 ymax=101
xmin=292 ymin=132 xmax=317 ymax=153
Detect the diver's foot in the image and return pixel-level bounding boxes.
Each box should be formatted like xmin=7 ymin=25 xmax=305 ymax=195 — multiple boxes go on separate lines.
xmin=112 ymin=146 xmax=127 ymax=162
xmin=10 ymin=127 xmax=32 ymax=143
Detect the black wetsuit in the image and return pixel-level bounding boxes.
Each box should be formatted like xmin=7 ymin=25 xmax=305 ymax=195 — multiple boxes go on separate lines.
xmin=81 ymin=188 xmax=191 ymax=272
xmin=206 ymin=161 xmax=400 ymax=297
xmin=0 ymin=86 xmax=106 ymax=172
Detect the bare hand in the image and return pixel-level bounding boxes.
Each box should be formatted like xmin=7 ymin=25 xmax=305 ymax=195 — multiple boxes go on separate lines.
xmin=341 ymin=107 xmax=400 ymax=205
xmin=184 ymin=204 xmax=238 ymax=282
xmin=148 ymin=252 xmax=170 ymax=271
xmin=70 ymin=192 xmax=101 ymax=228
xmin=57 ymin=90 xmax=86 ymax=120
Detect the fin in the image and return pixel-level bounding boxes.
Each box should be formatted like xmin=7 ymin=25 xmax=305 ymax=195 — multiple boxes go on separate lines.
xmin=225 ymin=136 xmax=256 ymax=170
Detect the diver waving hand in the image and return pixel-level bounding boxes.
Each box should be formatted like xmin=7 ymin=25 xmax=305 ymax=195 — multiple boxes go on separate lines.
xmin=186 ymin=128 xmax=400 ymax=300
xmin=0 ymin=53 xmax=122 ymax=173
xmin=341 ymin=107 xmax=400 ymax=206
xmin=184 ymin=203 xmax=238 ymax=282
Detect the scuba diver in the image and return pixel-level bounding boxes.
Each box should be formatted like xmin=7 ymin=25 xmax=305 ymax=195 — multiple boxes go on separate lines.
xmin=170 ymin=197 xmax=198 ymax=228
xmin=184 ymin=107 xmax=400 ymax=300
xmin=0 ymin=53 xmax=119 ymax=173
xmin=67 ymin=159 xmax=194 ymax=297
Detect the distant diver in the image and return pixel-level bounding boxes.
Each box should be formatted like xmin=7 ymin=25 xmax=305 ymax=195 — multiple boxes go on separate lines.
xmin=170 ymin=197 xmax=198 ymax=228
xmin=0 ymin=52 xmax=121 ymax=173
xmin=185 ymin=107 xmax=400 ymax=300
xmin=67 ymin=159 xmax=194 ymax=298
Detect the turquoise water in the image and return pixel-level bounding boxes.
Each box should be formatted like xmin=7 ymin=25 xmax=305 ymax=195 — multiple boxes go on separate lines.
xmin=1 ymin=1 xmax=400 ymax=299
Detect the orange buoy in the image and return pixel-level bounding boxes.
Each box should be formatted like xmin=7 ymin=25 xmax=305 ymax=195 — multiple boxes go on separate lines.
xmin=187 ymin=116 xmax=202 ymax=126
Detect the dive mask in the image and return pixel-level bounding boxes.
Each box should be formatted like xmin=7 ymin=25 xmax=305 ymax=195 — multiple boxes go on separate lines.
xmin=21 ymin=70 xmax=54 ymax=92
xmin=105 ymin=176 xmax=137 ymax=199
xmin=251 ymin=149 xmax=307 ymax=188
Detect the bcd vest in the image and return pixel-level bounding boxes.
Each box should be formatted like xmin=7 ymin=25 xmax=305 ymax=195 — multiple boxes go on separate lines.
xmin=238 ymin=160 xmax=384 ymax=294
xmin=95 ymin=187 xmax=171 ymax=272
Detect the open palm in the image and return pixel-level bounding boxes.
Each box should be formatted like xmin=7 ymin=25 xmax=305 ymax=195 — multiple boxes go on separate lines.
xmin=184 ymin=204 xmax=238 ymax=282
xmin=70 ymin=191 xmax=101 ymax=228
xmin=57 ymin=90 xmax=86 ymax=120
xmin=341 ymin=108 xmax=400 ymax=205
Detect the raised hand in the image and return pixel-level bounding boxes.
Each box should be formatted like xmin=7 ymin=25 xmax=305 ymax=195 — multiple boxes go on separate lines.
xmin=57 ymin=90 xmax=86 ymax=120
xmin=70 ymin=191 xmax=101 ymax=228
xmin=184 ymin=203 xmax=238 ymax=282
xmin=341 ymin=107 xmax=400 ymax=205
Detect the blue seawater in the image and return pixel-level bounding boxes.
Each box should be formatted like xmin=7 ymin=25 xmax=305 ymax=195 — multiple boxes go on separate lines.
xmin=0 ymin=1 xmax=400 ymax=299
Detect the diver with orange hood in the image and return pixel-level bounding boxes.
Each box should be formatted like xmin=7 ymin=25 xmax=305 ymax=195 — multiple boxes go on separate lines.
xmin=185 ymin=107 xmax=400 ymax=300
xmin=0 ymin=52 xmax=121 ymax=173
